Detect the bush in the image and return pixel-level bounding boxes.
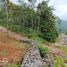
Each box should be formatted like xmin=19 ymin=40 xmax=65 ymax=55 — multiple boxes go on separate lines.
xmin=39 ymin=46 xmax=49 ymax=57
xmin=25 ymin=28 xmax=38 ymax=38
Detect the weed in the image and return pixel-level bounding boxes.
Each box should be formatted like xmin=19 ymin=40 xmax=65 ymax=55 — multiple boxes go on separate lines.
xmin=54 ymin=56 xmax=66 ymax=67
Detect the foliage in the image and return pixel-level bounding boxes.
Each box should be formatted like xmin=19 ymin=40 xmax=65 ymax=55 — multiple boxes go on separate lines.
xmin=37 ymin=41 xmax=49 ymax=57
xmin=37 ymin=1 xmax=58 ymax=42
xmin=39 ymin=46 xmax=49 ymax=57
xmin=0 ymin=0 xmax=58 ymax=42
xmin=24 ymin=28 xmax=38 ymax=38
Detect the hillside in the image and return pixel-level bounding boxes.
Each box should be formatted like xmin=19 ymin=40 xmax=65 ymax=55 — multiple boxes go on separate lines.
xmin=0 ymin=26 xmax=30 ymax=67
xmin=0 ymin=0 xmax=67 ymax=67
xmin=43 ymin=34 xmax=67 ymax=67
xmin=56 ymin=20 xmax=67 ymax=33
xmin=0 ymin=26 xmax=67 ymax=67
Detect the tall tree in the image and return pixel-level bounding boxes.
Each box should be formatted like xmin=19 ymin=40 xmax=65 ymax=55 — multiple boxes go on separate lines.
xmin=37 ymin=1 xmax=58 ymax=42
xmin=28 ymin=0 xmax=37 ymax=29
xmin=3 ymin=0 xmax=9 ymax=34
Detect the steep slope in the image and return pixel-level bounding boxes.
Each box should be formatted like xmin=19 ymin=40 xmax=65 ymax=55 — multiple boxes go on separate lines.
xmin=43 ymin=34 xmax=67 ymax=67
xmin=0 ymin=26 xmax=30 ymax=66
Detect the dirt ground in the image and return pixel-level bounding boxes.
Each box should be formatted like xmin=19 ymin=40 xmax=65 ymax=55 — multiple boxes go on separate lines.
xmin=0 ymin=26 xmax=30 ymax=65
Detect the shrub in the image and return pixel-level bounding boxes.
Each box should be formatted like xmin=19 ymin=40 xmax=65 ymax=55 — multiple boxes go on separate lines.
xmin=39 ymin=46 xmax=49 ymax=57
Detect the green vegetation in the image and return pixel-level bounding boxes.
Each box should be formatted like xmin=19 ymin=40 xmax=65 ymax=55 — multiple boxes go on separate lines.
xmin=39 ymin=46 xmax=49 ymax=57
xmin=59 ymin=45 xmax=67 ymax=55
xmin=36 ymin=38 xmax=49 ymax=57
xmin=0 ymin=0 xmax=58 ymax=42
xmin=11 ymin=64 xmax=20 ymax=67
xmin=0 ymin=0 xmax=61 ymax=67
xmin=57 ymin=45 xmax=67 ymax=62
xmin=3 ymin=64 xmax=20 ymax=67
xmin=57 ymin=19 xmax=67 ymax=33
xmin=54 ymin=56 xmax=66 ymax=67
xmin=65 ymin=31 xmax=67 ymax=35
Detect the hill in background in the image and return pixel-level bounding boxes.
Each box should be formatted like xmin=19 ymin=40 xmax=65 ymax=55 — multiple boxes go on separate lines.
xmin=56 ymin=20 xmax=67 ymax=33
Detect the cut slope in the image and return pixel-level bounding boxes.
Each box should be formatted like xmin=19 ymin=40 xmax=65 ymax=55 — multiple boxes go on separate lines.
xmin=0 ymin=26 xmax=30 ymax=66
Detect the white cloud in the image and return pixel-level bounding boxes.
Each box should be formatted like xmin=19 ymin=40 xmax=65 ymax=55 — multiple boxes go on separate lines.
xmin=56 ymin=5 xmax=67 ymax=15
xmin=10 ymin=0 xmax=67 ymax=20
xmin=49 ymin=0 xmax=67 ymax=20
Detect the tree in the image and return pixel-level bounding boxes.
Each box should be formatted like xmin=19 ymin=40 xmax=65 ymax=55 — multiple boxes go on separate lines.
xmin=0 ymin=0 xmax=58 ymax=42
xmin=3 ymin=0 xmax=9 ymax=34
xmin=37 ymin=1 xmax=58 ymax=42
xmin=28 ymin=0 xmax=37 ymax=29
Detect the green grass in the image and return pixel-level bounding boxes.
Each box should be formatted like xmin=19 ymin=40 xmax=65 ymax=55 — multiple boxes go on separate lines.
xmin=11 ymin=64 xmax=20 ymax=67
xmin=58 ymin=45 xmax=67 ymax=63
xmin=3 ymin=64 xmax=20 ymax=67
xmin=36 ymin=37 xmax=49 ymax=57
xmin=53 ymin=56 xmax=66 ymax=67
xmin=39 ymin=46 xmax=49 ymax=57
xmin=59 ymin=46 xmax=67 ymax=55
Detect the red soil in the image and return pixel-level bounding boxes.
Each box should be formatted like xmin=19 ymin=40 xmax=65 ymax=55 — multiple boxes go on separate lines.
xmin=0 ymin=27 xmax=29 ymax=64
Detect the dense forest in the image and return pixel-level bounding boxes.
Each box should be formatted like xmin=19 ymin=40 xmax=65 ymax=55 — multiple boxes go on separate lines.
xmin=0 ymin=0 xmax=58 ymax=42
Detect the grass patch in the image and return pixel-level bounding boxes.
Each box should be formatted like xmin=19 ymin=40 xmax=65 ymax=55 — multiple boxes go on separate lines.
xmin=39 ymin=47 xmax=49 ymax=57
xmin=59 ymin=46 xmax=67 ymax=55
xmin=58 ymin=45 xmax=67 ymax=63
xmin=36 ymin=37 xmax=49 ymax=57
xmin=53 ymin=56 xmax=66 ymax=67
xmin=58 ymin=45 xmax=67 ymax=56
xmin=3 ymin=63 xmax=20 ymax=67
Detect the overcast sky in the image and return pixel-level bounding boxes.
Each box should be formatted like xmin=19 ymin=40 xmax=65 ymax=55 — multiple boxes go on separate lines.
xmin=10 ymin=0 xmax=67 ymax=20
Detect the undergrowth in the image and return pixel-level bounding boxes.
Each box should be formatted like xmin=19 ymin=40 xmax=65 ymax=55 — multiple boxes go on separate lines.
xmin=53 ymin=56 xmax=66 ymax=67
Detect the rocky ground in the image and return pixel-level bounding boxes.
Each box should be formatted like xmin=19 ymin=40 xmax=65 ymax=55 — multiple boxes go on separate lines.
xmin=44 ymin=34 xmax=67 ymax=67
xmin=21 ymin=34 xmax=67 ymax=67
xmin=21 ymin=41 xmax=53 ymax=67
xmin=21 ymin=41 xmax=43 ymax=67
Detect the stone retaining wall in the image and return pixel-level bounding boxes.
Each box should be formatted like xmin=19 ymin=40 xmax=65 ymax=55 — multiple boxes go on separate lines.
xmin=21 ymin=44 xmax=43 ymax=67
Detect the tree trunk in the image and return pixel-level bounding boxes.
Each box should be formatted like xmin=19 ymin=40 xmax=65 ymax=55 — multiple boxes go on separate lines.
xmin=37 ymin=15 xmax=40 ymax=34
xmin=4 ymin=0 xmax=9 ymax=35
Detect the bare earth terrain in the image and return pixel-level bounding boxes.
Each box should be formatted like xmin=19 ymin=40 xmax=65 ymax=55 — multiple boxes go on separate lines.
xmin=0 ymin=26 xmax=30 ymax=66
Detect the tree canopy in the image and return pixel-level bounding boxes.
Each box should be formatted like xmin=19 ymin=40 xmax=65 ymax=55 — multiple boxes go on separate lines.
xmin=0 ymin=0 xmax=58 ymax=42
